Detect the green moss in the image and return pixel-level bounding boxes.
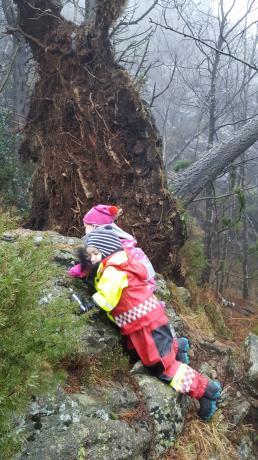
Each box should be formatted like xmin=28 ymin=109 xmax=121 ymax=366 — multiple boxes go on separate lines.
xmin=181 ymin=239 xmax=207 ymax=282
xmin=77 ymin=446 xmax=86 ymax=460
xmin=173 ymin=159 xmax=191 ymax=172
xmin=203 ymin=302 xmax=231 ymax=339
xmin=155 ymin=275 xmax=172 ymax=302
xmin=251 ymin=324 xmax=258 ymax=335
xmin=109 ymin=412 xmax=119 ymax=420
xmin=177 ymin=213 xmax=207 ymax=283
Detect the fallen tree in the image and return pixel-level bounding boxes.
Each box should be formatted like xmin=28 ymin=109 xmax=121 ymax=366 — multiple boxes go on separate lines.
xmin=172 ymin=117 xmax=258 ymax=205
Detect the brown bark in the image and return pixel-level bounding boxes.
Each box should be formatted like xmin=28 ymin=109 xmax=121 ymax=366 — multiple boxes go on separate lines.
xmin=13 ymin=0 xmax=185 ymax=281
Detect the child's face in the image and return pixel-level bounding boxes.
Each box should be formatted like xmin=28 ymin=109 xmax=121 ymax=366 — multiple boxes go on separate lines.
xmin=84 ymin=224 xmax=96 ymax=235
xmin=87 ymin=246 xmax=102 ymax=264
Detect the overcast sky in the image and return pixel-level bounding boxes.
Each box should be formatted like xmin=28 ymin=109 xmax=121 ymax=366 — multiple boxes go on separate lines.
xmin=62 ymin=0 xmax=258 ymax=35
xmin=211 ymin=0 xmax=258 ymax=30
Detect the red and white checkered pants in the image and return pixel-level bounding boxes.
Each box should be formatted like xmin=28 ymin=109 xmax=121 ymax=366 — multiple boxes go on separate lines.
xmin=126 ymin=321 xmax=208 ymax=400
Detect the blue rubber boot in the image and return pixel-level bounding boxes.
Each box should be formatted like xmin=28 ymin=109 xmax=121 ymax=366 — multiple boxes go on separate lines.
xmin=176 ymin=337 xmax=190 ymax=365
xmin=198 ymin=380 xmax=222 ymax=421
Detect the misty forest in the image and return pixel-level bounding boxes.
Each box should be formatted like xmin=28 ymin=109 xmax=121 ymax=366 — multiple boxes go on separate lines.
xmin=0 ymin=1 xmax=258 ymax=459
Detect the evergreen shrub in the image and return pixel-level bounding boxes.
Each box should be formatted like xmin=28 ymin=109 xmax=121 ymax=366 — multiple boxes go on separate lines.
xmin=0 ymin=211 xmax=83 ymax=456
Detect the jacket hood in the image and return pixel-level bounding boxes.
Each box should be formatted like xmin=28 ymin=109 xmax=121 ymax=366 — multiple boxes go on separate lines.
xmin=102 ymin=250 xmax=148 ymax=283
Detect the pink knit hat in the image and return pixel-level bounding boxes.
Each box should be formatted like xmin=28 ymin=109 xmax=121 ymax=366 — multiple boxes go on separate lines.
xmin=83 ymin=204 xmax=119 ymax=225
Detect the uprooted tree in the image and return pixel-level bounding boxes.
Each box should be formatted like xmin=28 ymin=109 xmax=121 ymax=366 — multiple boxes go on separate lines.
xmin=12 ymin=0 xmax=258 ymax=280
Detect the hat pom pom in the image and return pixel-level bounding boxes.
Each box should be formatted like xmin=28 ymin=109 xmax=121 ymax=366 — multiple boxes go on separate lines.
xmin=109 ymin=206 xmax=119 ymax=216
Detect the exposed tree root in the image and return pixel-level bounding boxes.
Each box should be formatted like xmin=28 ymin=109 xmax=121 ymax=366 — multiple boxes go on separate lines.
xmin=14 ymin=0 xmax=185 ymax=281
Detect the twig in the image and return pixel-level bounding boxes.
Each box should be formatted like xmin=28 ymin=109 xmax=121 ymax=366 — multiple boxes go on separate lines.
xmin=149 ymin=18 xmax=258 ymax=72
xmin=150 ymin=57 xmax=177 ymax=107
xmin=0 ymin=44 xmax=20 ymax=95
xmin=7 ymin=26 xmax=45 ymax=49
xmin=229 ymin=317 xmax=258 ymax=320
xmin=192 ymin=186 xmax=257 ymax=202
xmin=111 ymin=0 xmax=159 ymax=37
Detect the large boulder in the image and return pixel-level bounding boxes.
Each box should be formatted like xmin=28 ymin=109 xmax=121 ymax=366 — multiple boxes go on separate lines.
xmin=15 ymin=370 xmax=187 ymax=460
xmin=244 ymin=333 xmax=258 ymax=397
xmin=2 ymin=229 xmax=187 ymax=459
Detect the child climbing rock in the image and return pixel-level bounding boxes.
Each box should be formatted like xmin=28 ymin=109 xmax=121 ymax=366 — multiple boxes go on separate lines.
xmin=69 ymin=205 xmax=190 ymax=365
xmin=78 ymin=227 xmax=222 ymax=421
xmin=68 ymin=204 xmax=155 ymax=285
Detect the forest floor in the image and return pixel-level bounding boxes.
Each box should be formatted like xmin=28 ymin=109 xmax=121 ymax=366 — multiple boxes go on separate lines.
xmin=163 ymin=287 xmax=258 ymax=460
xmin=223 ymin=297 xmax=258 ymax=345
xmin=62 ymin=285 xmax=258 ymax=460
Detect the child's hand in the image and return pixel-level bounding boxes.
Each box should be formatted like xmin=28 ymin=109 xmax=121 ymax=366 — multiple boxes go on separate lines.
xmin=78 ymin=298 xmax=97 ymax=315
xmin=69 ymin=289 xmax=96 ymax=315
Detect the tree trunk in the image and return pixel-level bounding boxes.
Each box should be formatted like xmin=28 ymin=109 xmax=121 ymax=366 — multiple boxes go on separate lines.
xmin=202 ymin=45 xmax=220 ymax=284
xmin=172 ymin=117 xmax=258 ymax=205
xmin=219 ymin=164 xmax=236 ymax=294
xmin=12 ymin=36 xmax=29 ymax=143
xmin=85 ymin=0 xmax=97 ymax=21
xmin=241 ymin=165 xmax=249 ymax=299
xmin=202 ymin=182 xmax=214 ymax=283
xmin=2 ymin=0 xmax=30 ymax=137
xmin=13 ymin=0 xmax=185 ymax=281
xmin=2 ymin=0 xmax=32 ymax=209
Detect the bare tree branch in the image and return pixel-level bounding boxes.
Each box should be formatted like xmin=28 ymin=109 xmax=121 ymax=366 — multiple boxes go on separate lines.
xmin=192 ymin=185 xmax=258 ymax=202
xmin=0 ymin=44 xmax=20 ymax=94
xmin=119 ymin=0 xmax=159 ymax=27
xmin=150 ymin=56 xmax=177 ymax=106
xmin=149 ymin=18 xmax=258 ymax=72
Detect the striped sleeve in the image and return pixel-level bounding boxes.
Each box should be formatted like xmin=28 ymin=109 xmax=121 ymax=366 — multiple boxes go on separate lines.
xmin=92 ymin=266 xmax=128 ymax=312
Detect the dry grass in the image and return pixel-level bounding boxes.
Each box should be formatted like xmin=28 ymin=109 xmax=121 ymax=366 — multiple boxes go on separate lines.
xmin=62 ymin=346 xmax=130 ymax=392
xmin=171 ymin=282 xmax=230 ymax=341
xmin=180 ymin=310 xmax=214 ymax=340
xmin=173 ymin=296 xmax=214 ymax=340
xmin=119 ymin=403 xmax=151 ymax=426
xmin=171 ymin=412 xmax=239 ymax=460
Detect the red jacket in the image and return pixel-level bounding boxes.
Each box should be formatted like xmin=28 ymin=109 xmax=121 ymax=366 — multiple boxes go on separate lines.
xmin=93 ymin=250 xmax=167 ymax=335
